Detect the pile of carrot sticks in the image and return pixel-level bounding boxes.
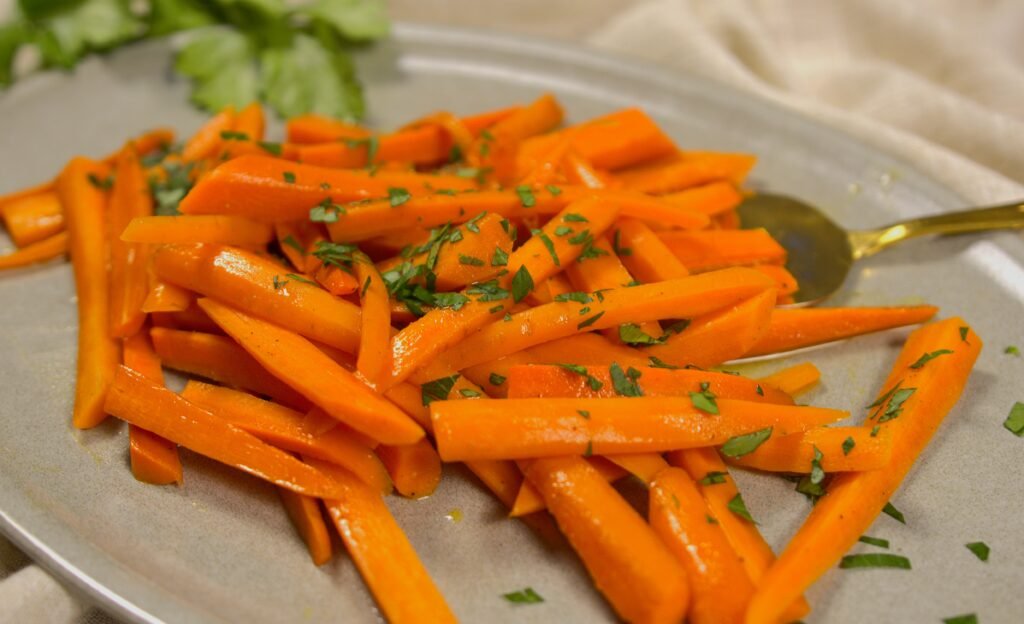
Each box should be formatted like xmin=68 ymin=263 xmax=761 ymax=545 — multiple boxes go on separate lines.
xmin=0 ymin=94 xmax=981 ymax=623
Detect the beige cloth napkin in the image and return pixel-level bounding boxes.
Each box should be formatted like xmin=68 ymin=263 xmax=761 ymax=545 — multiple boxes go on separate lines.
xmin=2 ymin=0 xmax=1022 ymax=622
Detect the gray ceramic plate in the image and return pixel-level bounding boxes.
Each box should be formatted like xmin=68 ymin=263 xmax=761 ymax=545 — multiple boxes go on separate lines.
xmin=2 ymin=23 xmax=1023 ymax=624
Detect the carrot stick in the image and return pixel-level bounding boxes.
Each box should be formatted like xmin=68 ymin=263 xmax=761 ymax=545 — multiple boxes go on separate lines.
xmin=746 ymin=306 xmax=941 ymax=357
xmin=105 ymin=366 xmax=347 ymax=498
xmin=376 ymin=438 xmax=442 ymax=499
xmin=644 ymin=289 xmax=777 ymax=369
xmin=277 ymin=489 xmax=333 ymax=566
xmin=123 ymin=330 xmax=183 ymax=486
xmin=727 ymin=426 xmax=893 ymax=473
xmin=150 ymin=327 xmax=310 ymax=410
xmin=108 ymin=148 xmax=153 ymax=338
xmin=666 ymin=449 xmax=811 ymax=622
xmin=152 ymin=244 xmax=362 ymax=353
xmin=182 ymin=107 xmax=235 ymax=162
xmin=757 ymin=362 xmax=821 ymax=396
xmin=605 ymin=453 xmax=669 ymax=485
xmin=232 ymin=102 xmax=265 ymax=141
xmin=658 ymin=228 xmax=786 ymax=272
xmin=469 ymin=94 xmax=564 ymax=183
xmin=1 ymin=191 xmax=64 ymax=247
xmin=386 ymin=198 xmax=622 ymax=387
xmin=649 ymin=467 xmax=756 ymax=624
xmin=438 ymin=267 xmax=775 ymax=372
xmin=750 ymin=264 xmax=798 ymax=297
xmin=58 ymin=158 xmax=119 ymax=429
xmin=509 ymin=456 xmax=630 ymax=517
xmin=660 ymin=182 xmax=743 ymax=217
xmin=149 ymin=300 xmax=223 ymax=334
xmin=0 ymin=231 xmax=68 ymax=270
xmin=618 ymin=151 xmax=756 ymax=194
xmin=285 ymin=114 xmax=369 ymax=144
xmin=613 ymin=218 xmax=689 ymax=282
xmin=141 ymin=280 xmax=192 ymax=313
xmin=0 ymin=180 xmax=55 ymax=215
xmin=517 ymin=108 xmax=677 ymax=174
xmin=432 ymin=397 xmax=846 ymax=461
xmin=198 ymin=298 xmax=424 ymax=446
xmin=121 ymin=215 xmax=274 ymax=246
xmin=325 ymin=187 xmax=708 ymax=242
xmin=523 ymin=456 xmax=689 ymax=623
xmin=181 ymin=381 xmax=391 ymax=493
xmin=505 ymin=364 xmax=793 ymax=405
xmin=353 ymin=256 xmax=392 ymax=386
xmin=178 ymin=155 xmax=476 ymax=221
xmin=310 ymin=263 xmax=358 ymax=296
xmin=746 ymin=318 xmax=982 ymax=624
xmin=274 ymin=221 xmax=313 ymax=271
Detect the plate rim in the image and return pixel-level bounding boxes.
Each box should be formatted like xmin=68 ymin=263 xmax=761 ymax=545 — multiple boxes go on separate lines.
xmin=0 ymin=20 xmax=978 ymax=624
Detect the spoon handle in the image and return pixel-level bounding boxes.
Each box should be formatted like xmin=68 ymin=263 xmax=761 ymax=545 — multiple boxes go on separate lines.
xmin=849 ymin=200 xmax=1024 ymax=259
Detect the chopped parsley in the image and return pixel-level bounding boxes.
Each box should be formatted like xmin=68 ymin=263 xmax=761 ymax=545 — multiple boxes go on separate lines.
xmin=842 ymin=436 xmax=856 ymax=456
xmin=755 ymin=384 xmax=765 ymax=396
xmin=502 ymin=587 xmax=543 ymax=604
xmin=285 ymin=273 xmax=317 ymax=285
xmin=553 ymin=292 xmax=592 ymax=304
xmin=219 ymin=130 xmax=249 ymax=141
xmin=281 ymin=235 xmax=305 ymax=255
xmin=1006 ymin=345 xmax=1021 ymax=357
xmin=510 ymin=266 xmax=534 ymax=303
xmin=699 ymin=471 xmax=727 ymax=485
xmin=877 ymin=387 xmax=916 ymax=423
xmin=282 ymin=171 xmax=296 ymax=184
xmin=609 ymin=363 xmax=643 ymax=397
xmin=87 ymin=172 xmax=114 ymax=191
xmin=727 ymin=493 xmax=755 ymax=522
xmin=388 ymin=187 xmax=411 ymax=207
xmin=943 ymin=615 xmax=978 ymax=624
xmin=515 ymin=185 xmax=536 ymax=208
xmin=546 ymin=184 xmax=562 ymax=196
xmin=838 ymin=553 xmax=911 ymax=570
xmin=909 ymin=349 xmax=953 ymax=369
xmin=858 ymin=535 xmax=889 ymax=548
xmin=959 ymin=326 xmax=970 ymax=341
xmin=720 ymin=427 xmax=773 ymax=458
xmin=612 ymin=229 xmax=632 ymax=256
xmin=556 ymin=364 xmax=603 ymax=391
xmin=965 ymin=541 xmax=990 ymax=562
xmin=459 ymin=388 xmax=482 ymax=398
xmin=489 ymin=373 xmax=507 ymax=386
xmin=491 ymin=246 xmax=509 ymax=267
xmin=563 ymin=213 xmax=588 ymax=223
xmin=467 ymin=279 xmax=510 ymax=302
xmin=1003 ymin=402 xmax=1024 ymax=436
xmin=312 ymin=241 xmax=359 ymax=269
xmin=689 ymin=382 xmax=719 ymax=414
xmin=459 ymin=254 xmax=485 ymax=266
xmin=310 ymin=198 xmax=344 ymax=223
xmin=618 ymin=323 xmax=665 ymax=346
xmin=648 ymin=356 xmax=680 ymax=370
xmin=465 ymin=211 xmax=487 ymax=233
xmin=554 ymin=225 xmax=573 ymax=236
xmin=531 ymin=229 xmax=560 ymax=267
xmin=344 ymin=137 xmax=380 ymax=163
xmin=577 ymin=311 xmax=605 ymax=330
xmin=258 ymin=141 xmax=282 ymax=156
xmin=882 ymin=501 xmax=906 ymax=524
xmin=577 ymin=410 xmax=591 ymax=419
xmin=421 ymin=374 xmax=460 ymax=406
xmin=361 ymin=276 xmax=372 ymax=298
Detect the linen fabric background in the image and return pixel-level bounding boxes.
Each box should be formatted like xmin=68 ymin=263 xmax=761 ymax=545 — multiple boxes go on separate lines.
xmin=1 ymin=0 xmax=1022 ymax=621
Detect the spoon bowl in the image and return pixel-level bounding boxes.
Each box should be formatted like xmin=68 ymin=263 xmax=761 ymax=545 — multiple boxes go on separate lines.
xmin=737 ymin=193 xmax=1024 ymax=305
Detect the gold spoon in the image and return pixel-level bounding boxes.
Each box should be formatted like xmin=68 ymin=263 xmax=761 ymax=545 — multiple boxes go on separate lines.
xmin=737 ymin=194 xmax=1024 ymax=305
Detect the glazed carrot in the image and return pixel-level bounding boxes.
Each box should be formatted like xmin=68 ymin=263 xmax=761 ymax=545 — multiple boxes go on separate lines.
xmin=509 ymin=456 xmax=630 ymax=517
xmin=233 ymin=102 xmax=265 ymax=142
xmin=179 ymin=155 xmax=476 ymax=221
xmin=469 ymin=94 xmax=564 ymax=182
xmin=121 ymin=215 xmax=274 ymax=246
xmin=123 ymin=330 xmax=183 ymax=486
xmin=149 ymin=300 xmax=223 ymax=334
xmin=751 ymin=264 xmax=798 ymax=296
xmin=746 ymin=318 xmax=982 ymax=624
xmin=150 ymin=327 xmax=310 ymax=410
xmin=0 ymin=180 xmax=54 ymax=215
xmin=432 ymin=397 xmax=846 ymax=461
xmin=325 ymin=187 xmax=708 ymax=242
xmin=58 ymin=157 xmax=118 ymax=429
xmin=605 ymin=453 xmax=669 ymax=485
xmin=354 ymin=256 xmax=392 ymax=386
xmin=727 ymin=426 xmax=893 ymax=473
xmin=198 ymin=298 xmax=424 ymax=446
xmin=644 ymin=289 xmax=777 ymax=369
xmin=376 ymin=438 xmax=442 ymax=499
xmin=757 ymin=362 xmax=821 ymax=396
xmin=387 ymin=199 xmax=621 ymax=387
xmin=0 ymin=231 xmax=68 ymax=270
xmin=438 ymin=267 xmax=775 ymax=371
xmin=312 ymin=263 xmax=359 ymax=296
xmin=659 ymin=228 xmax=786 ymax=272
xmin=666 ymin=448 xmax=810 ymax=622
xmin=745 ymin=305 xmax=940 ymax=357
xmin=517 ymin=108 xmax=677 ymax=174
xmin=505 ymin=364 xmax=793 ymax=405
xmin=649 ymin=467 xmax=756 ymax=624
xmin=108 ymin=148 xmax=152 ymax=338
xmin=377 ymin=213 xmax=515 ymax=291
xmin=618 ymin=151 xmax=756 ymax=194
xmin=141 ymin=280 xmax=192 ymax=313
xmin=286 ymin=114 xmax=369 ymax=144
xmin=311 ymin=459 xmax=457 ymax=624
xmin=613 ymin=218 xmax=689 ymax=282
xmin=182 ymin=106 xmax=235 ymax=162
xmin=1 ymin=191 xmax=63 ymax=247
xmin=660 ymin=182 xmax=743 ymax=217
xmin=524 ymin=456 xmax=689 ymax=623
xmin=105 ymin=366 xmax=346 ymax=498
xmin=152 ymin=244 xmax=362 ymax=353
xmin=277 ymin=489 xmax=333 ymax=566
xmin=181 ymin=381 xmax=391 ymax=493
xmin=274 ymin=221 xmax=314 ymax=271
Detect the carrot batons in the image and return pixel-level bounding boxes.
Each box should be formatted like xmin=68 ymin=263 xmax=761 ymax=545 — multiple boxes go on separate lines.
xmin=123 ymin=330 xmax=183 ymax=486
xmin=108 ymin=147 xmax=152 ymax=338
xmin=658 ymin=228 xmax=786 ymax=272
xmin=121 ymin=215 xmax=274 ymax=246
xmin=727 ymin=426 xmax=893 ymax=473
xmin=0 ymin=191 xmax=64 ymax=247
xmin=376 ymin=438 xmax=443 ymax=499
xmin=757 ymin=362 xmax=822 ymax=396
xmin=524 ymin=457 xmax=689 ymax=623
xmin=278 ymin=489 xmax=333 ymax=566
xmin=618 ymin=151 xmax=756 ymax=194
xmin=0 ymin=231 xmax=68 ymax=270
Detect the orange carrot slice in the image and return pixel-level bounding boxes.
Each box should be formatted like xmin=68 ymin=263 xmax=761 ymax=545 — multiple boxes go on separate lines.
xmin=659 ymin=228 xmax=786 ymax=272
xmin=757 ymin=362 xmax=821 ymax=396
xmin=0 ymin=191 xmax=64 ymax=247
xmin=376 ymin=438 xmax=442 ymax=499
xmin=108 ymin=147 xmax=152 ymax=338
xmin=278 ymin=489 xmax=333 ymax=566
xmin=354 ymin=256 xmax=392 ymax=387
xmin=123 ymin=330 xmax=183 ymax=486
xmin=0 ymin=231 xmax=68 ymax=270
xmin=727 ymin=426 xmax=893 ymax=473
xmin=121 ymin=215 xmax=274 ymax=246
xmin=618 ymin=151 xmax=756 ymax=194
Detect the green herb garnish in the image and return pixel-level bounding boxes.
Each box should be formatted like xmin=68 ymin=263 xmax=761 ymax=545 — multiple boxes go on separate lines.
xmin=727 ymin=493 xmax=755 ymax=522
xmin=531 ymin=228 xmax=559 ymax=266
xmin=577 ymin=311 xmax=604 ymax=330
xmin=502 ymin=587 xmax=543 ymax=604
xmin=842 ymin=436 xmax=856 ymax=456
xmin=965 ymin=541 xmax=990 ymax=562
xmin=609 ymin=363 xmax=642 ymax=397
xmin=1004 ymin=402 xmax=1024 ymax=436
xmin=909 ymin=349 xmax=953 ymax=369
xmin=648 ymin=356 xmax=680 ymax=370
xmin=421 ymin=374 xmax=460 ymax=406
xmin=388 ymin=187 xmax=411 ymax=207
xmin=882 ymin=501 xmax=906 ymax=524
xmin=515 ymin=185 xmax=536 ymax=208
xmin=458 ymin=254 xmax=485 ymax=266
xmin=721 ymin=427 xmax=773 ymax=458
xmin=510 ymin=266 xmax=533 ymax=303
xmin=618 ymin=323 xmax=665 ymax=346
xmin=839 ymin=553 xmax=911 ymax=570
xmin=699 ymin=471 xmax=727 ymax=485
xmin=489 ymin=373 xmax=506 ymax=386
xmin=858 ymin=535 xmax=889 ymax=548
